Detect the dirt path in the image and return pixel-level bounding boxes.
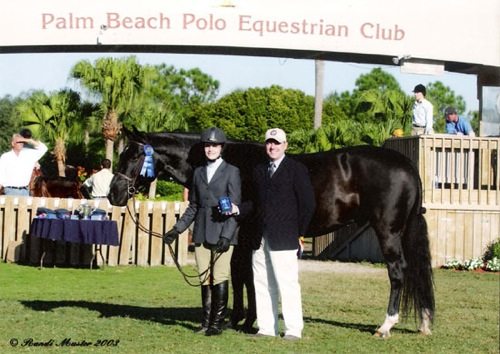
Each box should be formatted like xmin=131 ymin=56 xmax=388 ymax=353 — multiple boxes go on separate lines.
xmin=298 ymin=259 xmax=385 ymax=274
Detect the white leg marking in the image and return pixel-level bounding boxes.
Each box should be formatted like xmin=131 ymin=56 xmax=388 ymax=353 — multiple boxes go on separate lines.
xmin=419 ymin=308 xmax=432 ymax=336
xmin=374 ymin=313 xmax=399 ymax=338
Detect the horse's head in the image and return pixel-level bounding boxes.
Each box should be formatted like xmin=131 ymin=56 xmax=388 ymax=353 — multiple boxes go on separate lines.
xmin=108 ymin=127 xmax=200 ymax=206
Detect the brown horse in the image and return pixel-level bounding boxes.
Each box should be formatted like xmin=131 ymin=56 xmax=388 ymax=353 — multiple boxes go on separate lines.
xmin=29 ymin=166 xmax=85 ymax=199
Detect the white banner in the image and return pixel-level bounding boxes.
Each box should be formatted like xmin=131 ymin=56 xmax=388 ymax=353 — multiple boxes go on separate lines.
xmin=1 ymin=0 xmax=499 ymax=67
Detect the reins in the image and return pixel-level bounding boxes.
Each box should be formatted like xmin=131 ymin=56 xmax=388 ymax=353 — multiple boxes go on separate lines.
xmin=117 ymin=162 xmax=221 ymax=287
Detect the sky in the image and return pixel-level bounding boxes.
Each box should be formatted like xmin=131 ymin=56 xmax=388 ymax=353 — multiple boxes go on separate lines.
xmin=0 ymin=52 xmax=479 ymax=113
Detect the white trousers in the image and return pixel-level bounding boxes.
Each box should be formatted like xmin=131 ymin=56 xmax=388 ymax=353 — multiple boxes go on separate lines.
xmin=252 ymin=238 xmax=303 ymax=337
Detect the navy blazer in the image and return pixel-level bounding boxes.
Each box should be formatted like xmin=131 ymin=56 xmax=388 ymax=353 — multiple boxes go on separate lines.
xmin=175 ymin=160 xmax=241 ymax=246
xmin=253 ymin=156 xmax=315 ymax=251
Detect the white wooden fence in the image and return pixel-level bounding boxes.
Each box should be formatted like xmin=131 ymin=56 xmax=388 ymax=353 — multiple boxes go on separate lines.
xmin=0 ymin=196 xmax=189 ymax=267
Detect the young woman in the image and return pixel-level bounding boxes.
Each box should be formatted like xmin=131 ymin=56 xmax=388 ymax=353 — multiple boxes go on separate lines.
xmin=164 ymin=127 xmax=241 ymax=336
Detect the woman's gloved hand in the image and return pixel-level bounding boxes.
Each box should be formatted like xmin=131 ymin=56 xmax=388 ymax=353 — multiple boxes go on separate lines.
xmin=163 ymin=228 xmax=179 ymax=244
xmin=215 ymin=237 xmax=230 ymax=253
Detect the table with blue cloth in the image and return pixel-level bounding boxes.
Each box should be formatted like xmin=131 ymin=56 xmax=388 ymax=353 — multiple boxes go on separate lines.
xmin=30 ymin=218 xmax=119 ymax=268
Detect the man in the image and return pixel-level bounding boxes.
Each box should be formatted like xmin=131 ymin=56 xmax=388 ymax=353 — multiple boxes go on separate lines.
xmin=412 ymin=84 xmax=434 ymax=135
xmin=444 ymin=106 xmax=476 ymax=136
xmin=251 ymin=128 xmax=315 ymax=340
xmin=0 ymin=133 xmax=48 ymax=196
xmin=82 ymin=159 xmax=114 ymax=199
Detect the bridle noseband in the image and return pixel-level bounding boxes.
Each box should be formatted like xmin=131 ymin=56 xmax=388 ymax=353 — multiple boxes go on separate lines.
xmin=116 ymin=142 xmax=154 ymax=198
xmin=115 ymin=172 xmax=138 ymax=198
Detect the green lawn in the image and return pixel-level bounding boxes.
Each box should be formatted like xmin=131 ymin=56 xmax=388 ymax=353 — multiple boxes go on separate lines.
xmin=0 ymin=262 xmax=498 ymax=354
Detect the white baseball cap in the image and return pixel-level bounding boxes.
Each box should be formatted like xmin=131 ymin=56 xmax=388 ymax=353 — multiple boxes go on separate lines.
xmin=264 ymin=128 xmax=287 ymax=143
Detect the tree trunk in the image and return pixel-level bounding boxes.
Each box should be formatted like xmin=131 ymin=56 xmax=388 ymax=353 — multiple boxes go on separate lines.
xmin=105 ymin=139 xmax=114 ymax=168
xmin=314 ymin=59 xmax=325 ymax=129
xmin=54 ymin=138 xmax=66 ymax=177
xmin=102 ymin=110 xmax=121 ymax=168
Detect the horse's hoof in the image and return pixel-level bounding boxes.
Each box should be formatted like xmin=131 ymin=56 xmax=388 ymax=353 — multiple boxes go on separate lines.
xmin=373 ymin=330 xmax=391 ymax=339
xmin=241 ymin=326 xmax=258 ymax=334
xmin=419 ymin=328 xmax=432 ymax=336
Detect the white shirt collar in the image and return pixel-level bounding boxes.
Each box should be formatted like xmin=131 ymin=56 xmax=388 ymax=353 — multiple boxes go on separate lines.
xmin=270 ymin=154 xmax=285 ymax=169
xmin=206 ymin=157 xmax=223 ymax=182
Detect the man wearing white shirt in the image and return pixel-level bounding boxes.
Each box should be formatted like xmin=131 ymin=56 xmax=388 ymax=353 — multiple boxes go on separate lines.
xmin=412 ymin=84 xmax=434 ymax=135
xmin=82 ymin=159 xmax=114 ymax=199
xmin=0 ymin=133 xmax=48 ymax=196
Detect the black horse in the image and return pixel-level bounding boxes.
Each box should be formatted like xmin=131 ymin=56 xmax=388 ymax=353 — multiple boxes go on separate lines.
xmin=108 ymin=128 xmax=435 ymax=338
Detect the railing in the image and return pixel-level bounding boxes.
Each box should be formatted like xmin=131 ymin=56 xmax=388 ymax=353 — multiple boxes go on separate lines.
xmin=383 ymin=134 xmax=499 ymax=266
xmin=384 ymin=134 xmax=499 ymax=210
xmin=0 ymin=196 xmax=189 ymax=267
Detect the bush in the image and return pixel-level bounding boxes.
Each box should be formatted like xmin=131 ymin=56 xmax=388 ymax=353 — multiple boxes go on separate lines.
xmin=483 ymin=239 xmax=500 ymax=261
xmin=132 ymin=180 xmax=184 ymax=202
xmin=155 ymin=180 xmax=184 ymax=201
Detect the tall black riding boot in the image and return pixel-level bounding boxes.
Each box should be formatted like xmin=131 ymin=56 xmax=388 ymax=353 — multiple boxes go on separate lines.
xmin=196 ymin=285 xmax=212 ymax=334
xmin=205 ymin=280 xmax=228 ymax=336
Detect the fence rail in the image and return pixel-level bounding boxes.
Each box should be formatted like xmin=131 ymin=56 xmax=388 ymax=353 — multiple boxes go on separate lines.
xmin=0 ymin=196 xmax=189 ymax=267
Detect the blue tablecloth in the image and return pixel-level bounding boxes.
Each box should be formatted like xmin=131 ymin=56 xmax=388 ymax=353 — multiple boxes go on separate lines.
xmin=30 ymin=218 xmax=119 ymax=246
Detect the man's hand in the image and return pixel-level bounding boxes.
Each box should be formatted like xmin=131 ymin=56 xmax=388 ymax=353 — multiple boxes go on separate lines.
xmin=163 ymin=229 xmax=179 ymax=245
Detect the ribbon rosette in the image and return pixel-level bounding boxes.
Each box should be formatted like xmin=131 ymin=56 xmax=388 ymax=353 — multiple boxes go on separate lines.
xmin=140 ymin=144 xmax=155 ymax=178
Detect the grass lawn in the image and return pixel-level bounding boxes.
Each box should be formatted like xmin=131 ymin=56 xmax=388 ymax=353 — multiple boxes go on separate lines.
xmin=0 ymin=261 xmax=498 ymax=354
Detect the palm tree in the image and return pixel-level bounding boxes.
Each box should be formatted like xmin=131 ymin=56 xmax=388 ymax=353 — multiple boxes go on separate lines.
xmin=70 ymin=56 xmax=144 ymax=167
xmin=17 ymin=90 xmax=85 ymax=176
xmin=125 ymin=66 xmax=189 ymax=133
xmin=355 ymin=88 xmax=413 ymax=141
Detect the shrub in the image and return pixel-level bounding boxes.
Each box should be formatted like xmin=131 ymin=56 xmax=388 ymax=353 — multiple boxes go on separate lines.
xmin=155 ymin=180 xmax=184 ymax=201
xmin=483 ymin=239 xmax=500 ymax=261
xmin=132 ymin=180 xmax=184 ymax=201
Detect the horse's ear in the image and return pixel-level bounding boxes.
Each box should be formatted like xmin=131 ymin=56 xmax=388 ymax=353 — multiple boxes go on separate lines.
xmin=122 ymin=125 xmax=144 ymax=142
xmin=122 ymin=125 xmax=132 ymax=138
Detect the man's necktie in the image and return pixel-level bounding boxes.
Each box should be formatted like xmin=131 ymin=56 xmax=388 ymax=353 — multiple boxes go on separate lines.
xmin=268 ymin=162 xmax=276 ymax=178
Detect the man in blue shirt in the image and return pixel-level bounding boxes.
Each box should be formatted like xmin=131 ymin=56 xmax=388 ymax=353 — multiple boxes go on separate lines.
xmin=445 ymin=107 xmax=476 ymax=136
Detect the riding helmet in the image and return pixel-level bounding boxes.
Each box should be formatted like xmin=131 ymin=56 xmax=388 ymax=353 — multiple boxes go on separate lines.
xmin=200 ymin=127 xmax=226 ymax=144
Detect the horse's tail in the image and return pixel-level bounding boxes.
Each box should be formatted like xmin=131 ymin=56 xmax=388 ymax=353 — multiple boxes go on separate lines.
xmin=401 ymin=194 xmax=435 ymax=323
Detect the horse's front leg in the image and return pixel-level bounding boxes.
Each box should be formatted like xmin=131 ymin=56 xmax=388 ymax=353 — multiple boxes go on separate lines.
xmin=242 ymin=272 xmax=256 ymax=332
xmin=230 ymin=255 xmax=245 ymax=328
xmin=374 ymin=258 xmax=405 ymax=339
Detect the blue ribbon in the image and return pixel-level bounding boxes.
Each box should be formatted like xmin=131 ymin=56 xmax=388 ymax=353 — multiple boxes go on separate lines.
xmin=140 ymin=144 xmax=155 ymax=178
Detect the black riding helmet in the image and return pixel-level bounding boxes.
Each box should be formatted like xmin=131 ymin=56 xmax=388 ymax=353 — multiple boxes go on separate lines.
xmin=200 ymin=127 xmax=226 ymax=144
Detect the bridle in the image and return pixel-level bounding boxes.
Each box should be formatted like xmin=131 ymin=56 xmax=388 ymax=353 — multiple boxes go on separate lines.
xmin=114 ymin=142 xmax=220 ymax=286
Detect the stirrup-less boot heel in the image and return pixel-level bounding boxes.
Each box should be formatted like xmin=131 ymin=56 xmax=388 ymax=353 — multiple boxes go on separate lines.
xmin=196 ymin=285 xmax=211 ymax=334
xmin=205 ymin=281 xmax=228 ymax=336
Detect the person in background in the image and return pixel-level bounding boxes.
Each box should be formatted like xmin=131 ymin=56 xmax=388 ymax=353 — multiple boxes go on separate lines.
xmin=82 ymin=159 xmax=114 ymax=199
xmin=19 ymin=128 xmax=43 ymax=195
xmin=0 ymin=133 xmax=48 ymax=196
xmin=444 ymin=106 xmax=476 ymax=136
xmin=163 ymin=127 xmax=241 ymax=337
xmin=250 ymin=128 xmax=315 ymax=340
xmin=412 ymin=84 xmax=434 ymax=135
